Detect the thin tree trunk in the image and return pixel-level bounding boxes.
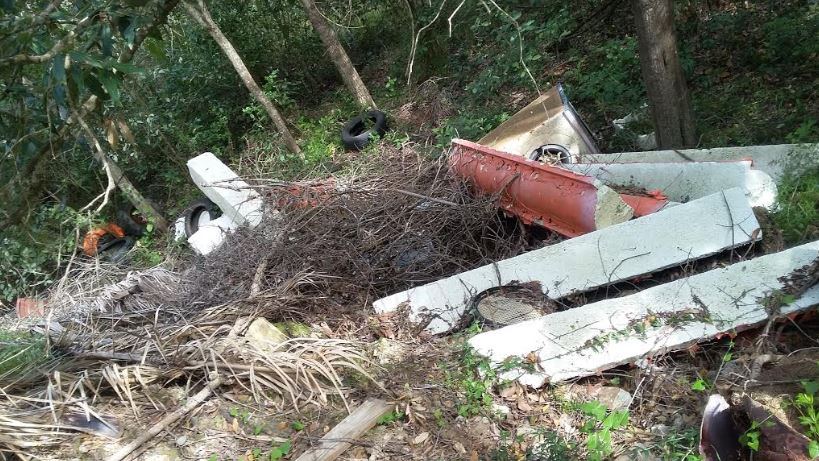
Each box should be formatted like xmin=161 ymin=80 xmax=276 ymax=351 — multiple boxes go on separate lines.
xmin=184 ymin=0 xmax=301 ymax=155
xmin=632 ymin=0 xmax=697 ymax=149
xmin=75 ymin=112 xmax=169 ymax=231
xmin=300 ymin=0 xmax=376 ymax=109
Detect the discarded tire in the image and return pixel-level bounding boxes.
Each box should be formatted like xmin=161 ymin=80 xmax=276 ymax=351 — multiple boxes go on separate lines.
xmin=184 ymin=197 xmax=222 ymax=237
xmin=117 ymin=205 xmax=147 ymax=236
xmin=341 ymin=110 xmax=388 ymax=150
xmin=97 ymin=236 xmax=135 ymax=264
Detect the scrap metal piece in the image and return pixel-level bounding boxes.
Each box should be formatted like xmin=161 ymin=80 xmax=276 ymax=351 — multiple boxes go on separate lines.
xmin=478 ymin=83 xmax=601 ymax=161
xmin=449 ymin=139 xmax=669 ymax=237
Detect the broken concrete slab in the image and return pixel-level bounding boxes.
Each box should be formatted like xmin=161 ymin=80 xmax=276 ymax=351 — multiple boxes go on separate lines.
xmin=468 ymin=240 xmax=819 ymax=387
xmin=562 ymin=160 xmax=778 ymax=209
xmin=187 ymin=152 xmax=263 ymax=227
xmin=374 ymin=188 xmax=761 ymax=334
xmin=580 ymin=144 xmax=819 ymax=182
xmin=186 ymin=215 xmax=239 ymax=256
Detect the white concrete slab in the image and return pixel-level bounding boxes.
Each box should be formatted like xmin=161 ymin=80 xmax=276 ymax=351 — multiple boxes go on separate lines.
xmin=187 ymin=215 xmax=239 ymax=256
xmin=580 ymin=144 xmax=819 ymax=182
xmin=562 ymin=161 xmax=778 ymax=209
xmin=187 ymin=152 xmax=263 ymax=227
xmin=374 ymin=188 xmax=761 ymax=334
xmin=469 ymin=240 xmax=819 ymax=387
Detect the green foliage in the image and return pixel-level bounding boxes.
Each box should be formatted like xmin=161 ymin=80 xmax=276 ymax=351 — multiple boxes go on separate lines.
xmin=655 ymin=427 xmax=703 ymax=461
xmin=576 ymin=401 xmax=630 ymax=461
xmin=772 ymin=163 xmax=819 ymax=244
xmin=564 ymin=37 xmax=644 ymax=119
xmin=376 ymin=409 xmax=405 ymax=425
xmin=0 ymin=205 xmax=85 ymax=303
xmin=290 ymin=420 xmax=305 ymax=431
xmin=0 ymin=330 xmax=49 ymax=377
xmin=739 ymin=420 xmax=763 ymax=452
xmin=793 ymin=378 xmax=819 ymax=457
xmin=442 ymin=323 xmax=499 ymax=418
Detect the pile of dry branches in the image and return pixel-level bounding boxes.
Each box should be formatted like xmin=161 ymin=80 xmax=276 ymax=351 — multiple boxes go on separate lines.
xmin=0 ymin=148 xmax=525 ymax=457
xmin=187 ymin=147 xmax=524 ymax=319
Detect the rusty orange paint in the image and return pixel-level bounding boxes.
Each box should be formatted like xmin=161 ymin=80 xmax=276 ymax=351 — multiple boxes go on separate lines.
xmin=82 ymin=223 xmax=126 ymax=256
xmin=449 ymin=139 xmax=668 ymax=237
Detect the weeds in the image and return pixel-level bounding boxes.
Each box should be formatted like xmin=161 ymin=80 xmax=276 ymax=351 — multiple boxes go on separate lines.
xmin=575 ymin=400 xmax=629 ymax=461
xmin=773 ymin=165 xmax=819 ymax=244
xmin=0 ymin=330 xmax=48 ymax=377
xmin=793 ymin=376 xmax=819 ymax=458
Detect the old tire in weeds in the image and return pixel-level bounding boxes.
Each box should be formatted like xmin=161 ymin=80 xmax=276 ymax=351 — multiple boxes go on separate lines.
xmin=342 ymin=110 xmax=388 ymax=150
xmin=184 ymin=198 xmax=222 ymax=237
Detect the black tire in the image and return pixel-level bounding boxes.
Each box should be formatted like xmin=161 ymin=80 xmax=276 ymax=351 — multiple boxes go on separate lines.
xmin=117 ymin=205 xmax=147 ymax=236
xmin=98 ymin=236 xmax=135 ymax=264
xmin=184 ymin=198 xmax=222 ymax=237
xmin=341 ymin=110 xmax=388 ymax=151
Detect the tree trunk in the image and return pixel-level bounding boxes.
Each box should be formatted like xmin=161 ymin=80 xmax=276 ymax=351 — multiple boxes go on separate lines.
xmin=632 ymin=0 xmax=697 ymax=149
xmin=184 ymin=0 xmax=302 ymax=155
xmin=75 ymin=113 xmax=170 ymax=231
xmin=300 ymin=0 xmax=376 ymax=109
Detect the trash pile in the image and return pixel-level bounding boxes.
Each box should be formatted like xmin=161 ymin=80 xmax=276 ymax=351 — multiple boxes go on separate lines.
xmin=3 ymin=84 xmax=818 ymax=460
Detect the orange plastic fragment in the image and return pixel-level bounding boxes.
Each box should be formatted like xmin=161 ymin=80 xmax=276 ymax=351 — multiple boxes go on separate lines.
xmin=82 ymin=223 xmax=126 ymax=256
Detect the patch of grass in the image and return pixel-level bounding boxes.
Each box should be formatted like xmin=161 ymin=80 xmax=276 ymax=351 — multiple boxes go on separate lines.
xmin=376 ymin=409 xmax=405 ymax=426
xmin=773 ymin=164 xmax=819 ymax=244
xmin=442 ymin=322 xmax=498 ymax=417
xmin=655 ymin=427 xmax=703 ymax=461
xmin=0 ymin=330 xmax=49 ymax=377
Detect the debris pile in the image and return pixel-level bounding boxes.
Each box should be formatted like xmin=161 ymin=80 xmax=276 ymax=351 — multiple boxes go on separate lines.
xmin=2 ymin=87 xmax=818 ymax=460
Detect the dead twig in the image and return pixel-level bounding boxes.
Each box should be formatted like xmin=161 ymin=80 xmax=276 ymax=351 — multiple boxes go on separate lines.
xmin=109 ymin=376 xmax=222 ymax=461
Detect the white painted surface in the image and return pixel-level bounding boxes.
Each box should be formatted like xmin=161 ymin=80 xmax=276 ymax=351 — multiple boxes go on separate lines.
xmin=187 ymin=152 xmax=263 ymax=227
xmin=173 ymin=216 xmax=186 ymax=241
xmin=187 ymin=215 xmax=239 ymax=256
xmin=373 ymin=188 xmax=761 ymax=334
xmin=581 ymin=144 xmax=819 ymax=181
xmin=563 ymin=161 xmax=778 ymax=209
xmin=469 ymin=240 xmax=819 ymax=387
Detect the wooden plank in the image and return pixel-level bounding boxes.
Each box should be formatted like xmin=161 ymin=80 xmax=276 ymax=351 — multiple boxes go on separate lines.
xmin=468 ymin=240 xmax=819 ymax=387
xmin=373 ymin=188 xmax=760 ymax=334
xmin=294 ymin=398 xmax=392 ymax=461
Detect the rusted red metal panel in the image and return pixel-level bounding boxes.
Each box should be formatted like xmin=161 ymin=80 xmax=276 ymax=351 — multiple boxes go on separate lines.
xmin=448 ymin=139 xmax=668 ymax=237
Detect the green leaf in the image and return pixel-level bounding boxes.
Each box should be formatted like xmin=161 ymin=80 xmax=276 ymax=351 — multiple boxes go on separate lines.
xmin=579 ymin=401 xmax=607 ymax=421
xmin=98 ymin=70 xmax=120 ymax=104
xmin=52 ymin=54 xmax=65 ymax=82
xmin=110 ymin=61 xmax=142 ymax=74
xmin=144 ymin=38 xmax=167 ymax=63
xmin=207 ymin=454 xmax=218 ymax=461
xmin=291 ymin=420 xmax=305 ymax=431
xmin=808 ymin=440 xmax=819 ymax=458
xmin=691 ymin=378 xmax=708 ymax=391
xmin=117 ymin=16 xmax=136 ymax=44
xmin=278 ymin=440 xmax=291 ymax=455
xmin=802 ymin=380 xmax=819 ymax=396
xmin=100 ymin=24 xmax=113 ymax=57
